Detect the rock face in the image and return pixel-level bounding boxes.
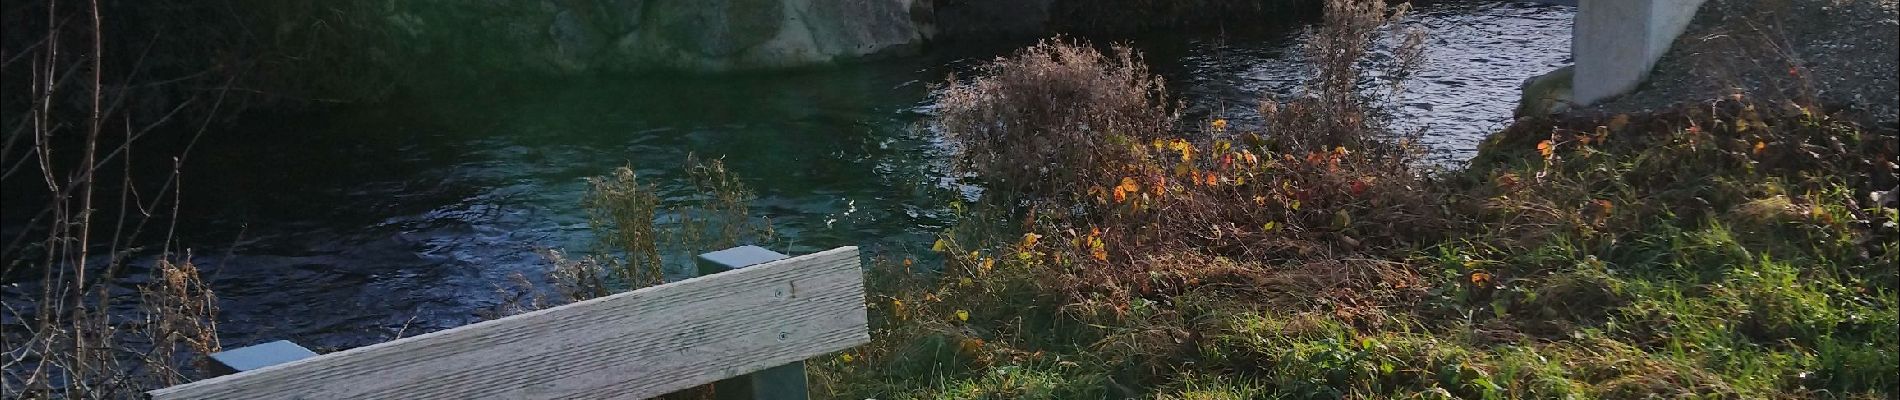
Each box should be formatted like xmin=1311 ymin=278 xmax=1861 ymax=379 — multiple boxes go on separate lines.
xmin=928 ymin=0 xmax=1313 ymax=39
xmin=276 ymin=0 xmax=1314 ymax=76
xmin=1515 ymin=65 xmax=1575 ymax=118
xmin=366 ymin=0 xmax=926 ymax=74
xmin=629 ymin=0 xmax=925 ymax=70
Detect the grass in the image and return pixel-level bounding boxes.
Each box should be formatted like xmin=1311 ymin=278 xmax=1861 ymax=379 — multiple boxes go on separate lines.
xmin=811 ymin=1 xmax=1899 ymax=398
xmin=7 ymin=0 xmax=1883 ymax=398
xmin=821 ymin=89 xmax=1898 ymax=400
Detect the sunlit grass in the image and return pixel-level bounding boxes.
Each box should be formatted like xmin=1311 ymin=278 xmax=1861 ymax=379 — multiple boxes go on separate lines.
xmin=813 ymin=0 xmax=1897 ymax=398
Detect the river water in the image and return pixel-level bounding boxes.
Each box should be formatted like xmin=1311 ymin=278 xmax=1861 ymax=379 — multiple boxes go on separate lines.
xmin=5 ymin=1 xmax=1573 ymax=352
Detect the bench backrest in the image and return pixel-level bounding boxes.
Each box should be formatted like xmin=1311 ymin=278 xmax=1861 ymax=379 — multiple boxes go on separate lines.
xmin=149 ymin=246 xmax=867 ymax=399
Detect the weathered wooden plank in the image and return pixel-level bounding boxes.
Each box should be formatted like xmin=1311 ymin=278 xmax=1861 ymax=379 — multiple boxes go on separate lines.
xmin=149 ymin=247 xmax=867 ymax=400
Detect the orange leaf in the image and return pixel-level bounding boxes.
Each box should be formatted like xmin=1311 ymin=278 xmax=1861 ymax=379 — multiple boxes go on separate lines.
xmin=1496 ymin=173 xmax=1520 ymax=189
xmin=1608 ymin=114 xmax=1630 ymax=131
xmin=959 ymin=337 xmax=985 ymax=355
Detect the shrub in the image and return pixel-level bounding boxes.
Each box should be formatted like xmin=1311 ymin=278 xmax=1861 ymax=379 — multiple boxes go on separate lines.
xmin=937 ymin=38 xmax=1178 ymax=203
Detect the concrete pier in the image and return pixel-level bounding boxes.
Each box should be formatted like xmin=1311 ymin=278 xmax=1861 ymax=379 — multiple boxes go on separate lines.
xmin=1571 ymin=0 xmax=1708 ymax=105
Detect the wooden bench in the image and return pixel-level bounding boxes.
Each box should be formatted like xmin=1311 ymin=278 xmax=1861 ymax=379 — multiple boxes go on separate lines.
xmin=149 ymin=246 xmax=867 ymax=399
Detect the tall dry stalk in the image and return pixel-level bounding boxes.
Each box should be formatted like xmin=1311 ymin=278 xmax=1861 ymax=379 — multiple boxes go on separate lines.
xmin=1265 ymin=0 xmax=1427 ymax=157
xmin=509 ymin=155 xmax=773 ymax=311
xmin=137 ymin=257 xmax=221 ymax=388
xmin=2 ymin=0 xmax=227 ymax=397
xmin=675 ymin=154 xmax=766 ymax=257
xmin=583 ymin=165 xmax=666 ymax=292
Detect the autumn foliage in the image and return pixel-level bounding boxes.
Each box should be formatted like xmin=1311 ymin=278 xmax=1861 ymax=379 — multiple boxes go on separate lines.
xmin=822 ymin=0 xmax=1897 ymax=398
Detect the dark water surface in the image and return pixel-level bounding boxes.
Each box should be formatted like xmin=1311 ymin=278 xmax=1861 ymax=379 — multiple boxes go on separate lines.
xmin=5 ymin=1 xmax=1573 ymax=352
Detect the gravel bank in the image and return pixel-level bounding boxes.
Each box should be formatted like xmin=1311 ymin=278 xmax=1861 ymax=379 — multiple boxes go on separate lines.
xmin=1585 ymin=0 xmax=1899 ymax=131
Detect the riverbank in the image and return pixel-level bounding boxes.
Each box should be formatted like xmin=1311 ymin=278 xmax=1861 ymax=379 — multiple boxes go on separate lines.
xmin=4 ymin=0 xmax=1890 ymax=397
xmin=811 ymin=2 xmax=1898 ymax=398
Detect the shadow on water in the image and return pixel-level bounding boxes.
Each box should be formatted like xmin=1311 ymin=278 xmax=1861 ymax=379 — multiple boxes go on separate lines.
xmin=2 ymin=0 xmax=1574 ymax=351
xmin=167 ymin=60 xmax=974 ymax=349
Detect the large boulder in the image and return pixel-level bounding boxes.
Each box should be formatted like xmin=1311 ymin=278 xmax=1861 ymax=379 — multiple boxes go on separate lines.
xmin=620 ymin=0 xmax=925 ymax=71
xmin=254 ymin=0 xmax=1320 ymax=77
xmin=1515 ymin=65 xmax=1575 ymax=118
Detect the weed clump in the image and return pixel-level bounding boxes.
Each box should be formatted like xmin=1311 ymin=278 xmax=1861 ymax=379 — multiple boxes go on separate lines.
xmin=502 ymin=155 xmax=774 ymax=309
xmin=937 ymin=38 xmax=1178 ymax=202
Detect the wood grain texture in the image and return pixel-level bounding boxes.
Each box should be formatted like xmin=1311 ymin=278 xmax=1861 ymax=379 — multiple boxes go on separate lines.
xmin=149 ymin=247 xmax=867 ymax=400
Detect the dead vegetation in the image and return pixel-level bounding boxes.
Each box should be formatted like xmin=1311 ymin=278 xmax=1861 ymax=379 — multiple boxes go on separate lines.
xmin=819 ymin=0 xmax=1898 ymax=398
xmin=3 ymin=1 xmax=229 ymax=397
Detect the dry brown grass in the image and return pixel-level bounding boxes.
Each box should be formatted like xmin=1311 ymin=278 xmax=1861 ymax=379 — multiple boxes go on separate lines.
xmin=582 ymin=164 xmax=666 ymax=292
xmin=829 ymin=0 xmax=1897 ymax=397
xmin=1277 ymin=0 xmax=1425 ymax=154
xmin=954 ymin=0 xmax=1438 ymax=308
xmin=498 ymin=155 xmax=774 ymax=314
xmin=859 ymin=2 xmax=1447 ymax=393
xmin=137 ymin=257 xmax=222 ymax=388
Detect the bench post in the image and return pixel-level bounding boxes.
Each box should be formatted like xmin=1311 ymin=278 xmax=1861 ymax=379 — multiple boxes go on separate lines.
xmin=698 ymin=245 xmax=808 ymax=400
